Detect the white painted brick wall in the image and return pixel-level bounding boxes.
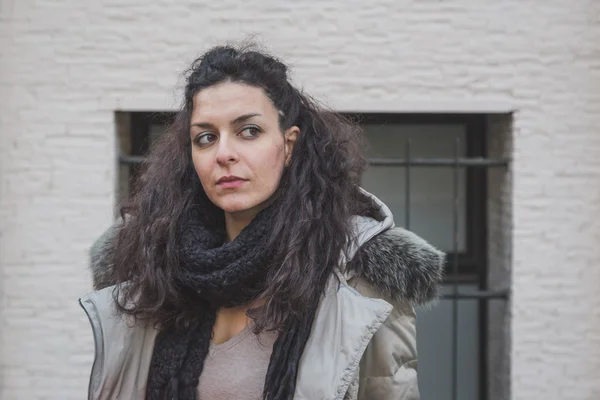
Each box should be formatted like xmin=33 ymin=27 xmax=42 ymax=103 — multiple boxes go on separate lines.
xmin=1 ymin=1 xmax=600 ymax=399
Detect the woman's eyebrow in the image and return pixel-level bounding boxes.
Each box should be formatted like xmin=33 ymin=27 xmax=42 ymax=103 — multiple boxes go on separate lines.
xmin=230 ymin=113 xmax=262 ymax=125
xmin=190 ymin=113 xmax=262 ymax=130
xmin=190 ymin=121 xmax=215 ymax=129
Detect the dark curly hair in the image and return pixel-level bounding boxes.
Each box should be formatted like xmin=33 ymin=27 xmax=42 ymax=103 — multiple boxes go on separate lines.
xmin=112 ymin=44 xmax=379 ymax=331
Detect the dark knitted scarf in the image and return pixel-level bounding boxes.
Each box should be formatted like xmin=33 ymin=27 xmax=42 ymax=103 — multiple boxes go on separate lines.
xmin=145 ymin=203 xmax=317 ymax=400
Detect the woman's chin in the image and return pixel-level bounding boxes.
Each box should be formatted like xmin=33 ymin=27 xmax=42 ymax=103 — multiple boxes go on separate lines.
xmin=215 ymin=198 xmax=263 ymax=216
xmin=209 ymin=189 xmax=276 ymax=217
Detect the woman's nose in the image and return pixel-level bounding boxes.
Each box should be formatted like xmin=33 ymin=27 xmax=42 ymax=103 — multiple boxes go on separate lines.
xmin=215 ymin=135 xmax=239 ymax=165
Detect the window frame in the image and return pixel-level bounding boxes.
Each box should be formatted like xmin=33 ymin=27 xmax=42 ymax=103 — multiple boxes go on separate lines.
xmin=342 ymin=113 xmax=488 ymax=284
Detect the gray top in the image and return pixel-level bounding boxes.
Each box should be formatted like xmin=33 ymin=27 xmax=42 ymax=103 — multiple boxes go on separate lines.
xmin=197 ymin=325 xmax=278 ymax=399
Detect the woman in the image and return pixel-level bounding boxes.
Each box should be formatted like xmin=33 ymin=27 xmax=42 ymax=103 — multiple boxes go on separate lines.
xmin=82 ymin=45 xmax=445 ymax=400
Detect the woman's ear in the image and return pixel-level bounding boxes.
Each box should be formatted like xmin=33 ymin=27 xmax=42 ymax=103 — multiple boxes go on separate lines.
xmin=284 ymin=126 xmax=300 ymax=166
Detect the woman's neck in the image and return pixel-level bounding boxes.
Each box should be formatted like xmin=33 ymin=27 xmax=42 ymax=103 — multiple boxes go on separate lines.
xmin=224 ymin=212 xmax=251 ymax=241
xmin=224 ymin=198 xmax=275 ymax=241
xmin=225 ymin=206 xmax=266 ymax=241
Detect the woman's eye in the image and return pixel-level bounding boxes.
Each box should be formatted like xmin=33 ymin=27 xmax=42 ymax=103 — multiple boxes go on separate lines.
xmin=195 ymin=133 xmax=217 ymax=146
xmin=239 ymin=126 xmax=261 ymax=138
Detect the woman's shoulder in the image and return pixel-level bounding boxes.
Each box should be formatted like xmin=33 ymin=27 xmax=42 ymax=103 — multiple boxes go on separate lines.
xmin=345 ymin=226 xmax=446 ymax=307
xmin=80 ymin=283 xmax=158 ymax=364
xmin=79 ymin=283 xmax=140 ymax=325
xmin=79 ymin=284 xmax=158 ymax=398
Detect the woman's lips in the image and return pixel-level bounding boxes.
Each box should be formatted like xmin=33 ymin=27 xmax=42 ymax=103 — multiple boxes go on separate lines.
xmin=216 ymin=178 xmax=247 ymax=189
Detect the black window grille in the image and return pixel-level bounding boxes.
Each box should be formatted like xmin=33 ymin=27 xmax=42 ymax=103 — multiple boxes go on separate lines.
xmin=116 ymin=111 xmax=510 ymax=400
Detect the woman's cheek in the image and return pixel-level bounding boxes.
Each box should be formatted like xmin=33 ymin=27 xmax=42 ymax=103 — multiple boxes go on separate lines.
xmin=193 ymin=156 xmax=213 ymax=191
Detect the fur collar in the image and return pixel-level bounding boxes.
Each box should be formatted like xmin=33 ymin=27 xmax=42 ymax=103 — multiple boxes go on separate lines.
xmin=345 ymin=227 xmax=445 ymax=305
xmin=90 ymin=222 xmax=120 ymax=292
xmin=89 ymin=221 xmax=445 ymax=306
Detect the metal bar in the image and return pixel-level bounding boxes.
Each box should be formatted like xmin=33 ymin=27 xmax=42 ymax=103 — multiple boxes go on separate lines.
xmin=118 ymin=155 xmax=511 ymax=168
xmin=451 ymin=137 xmax=460 ymax=400
xmin=368 ymin=157 xmax=509 ymax=167
xmin=119 ymin=155 xmax=147 ymax=165
xmin=405 ymin=139 xmax=411 ymax=230
xmin=441 ymin=290 xmax=509 ymax=300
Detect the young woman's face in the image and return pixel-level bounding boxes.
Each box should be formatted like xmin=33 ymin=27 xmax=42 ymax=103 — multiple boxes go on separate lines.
xmin=190 ymin=82 xmax=298 ymax=216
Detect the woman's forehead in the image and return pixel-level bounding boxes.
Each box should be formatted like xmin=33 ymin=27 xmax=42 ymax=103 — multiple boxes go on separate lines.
xmin=191 ymin=83 xmax=276 ymax=123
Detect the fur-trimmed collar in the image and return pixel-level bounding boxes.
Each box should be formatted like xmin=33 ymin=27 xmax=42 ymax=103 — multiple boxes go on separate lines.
xmin=89 ymin=220 xmax=121 ymax=292
xmin=89 ymin=220 xmax=445 ymax=306
xmin=345 ymin=226 xmax=445 ymax=305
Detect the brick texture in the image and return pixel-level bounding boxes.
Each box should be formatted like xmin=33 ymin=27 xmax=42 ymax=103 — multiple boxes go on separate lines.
xmin=1 ymin=1 xmax=600 ymax=399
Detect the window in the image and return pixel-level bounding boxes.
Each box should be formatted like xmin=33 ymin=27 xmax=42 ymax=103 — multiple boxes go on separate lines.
xmin=352 ymin=113 xmax=488 ymax=283
xmin=347 ymin=113 xmax=510 ymax=400
xmin=117 ymin=111 xmax=510 ymax=400
xmin=116 ymin=111 xmax=174 ymax=204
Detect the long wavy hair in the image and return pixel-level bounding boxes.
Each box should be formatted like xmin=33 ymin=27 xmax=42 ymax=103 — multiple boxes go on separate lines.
xmin=112 ymin=44 xmax=379 ymax=330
